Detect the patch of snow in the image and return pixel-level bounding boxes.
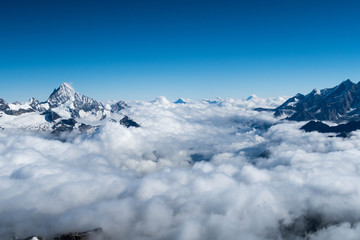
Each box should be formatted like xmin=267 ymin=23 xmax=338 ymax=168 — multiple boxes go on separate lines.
xmin=51 ymin=106 xmax=72 ymax=119
xmin=0 ymin=112 xmax=51 ymax=131
xmin=287 ymin=98 xmax=299 ymax=107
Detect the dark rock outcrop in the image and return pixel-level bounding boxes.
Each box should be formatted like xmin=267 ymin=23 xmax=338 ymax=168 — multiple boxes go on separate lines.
xmin=51 ymin=119 xmax=97 ymax=135
xmin=190 ymin=153 xmax=212 ymax=162
xmin=120 ymin=116 xmax=140 ymax=128
xmin=254 ymin=107 xmax=275 ymax=112
xmin=42 ymin=110 xmax=62 ymax=122
xmin=52 ymin=228 xmax=103 ymax=240
xmin=4 ymin=108 xmax=35 ymax=116
xmin=275 ymin=79 xmax=360 ymax=121
xmin=0 ymin=98 xmax=9 ymax=111
xmin=20 ymin=228 xmax=102 ymax=240
xmin=52 ymin=118 xmax=77 ymax=135
xmin=78 ymin=123 xmax=98 ymax=133
xmin=110 ymin=101 xmax=128 ymax=112
xmin=300 ymin=120 xmax=360 ymax=137
xmin=279 ymin=212 xmax=335 ymax=239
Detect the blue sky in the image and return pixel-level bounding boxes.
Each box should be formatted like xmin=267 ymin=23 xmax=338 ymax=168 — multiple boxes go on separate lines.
xmin=1 ymin=0 xmax=360 ymax=102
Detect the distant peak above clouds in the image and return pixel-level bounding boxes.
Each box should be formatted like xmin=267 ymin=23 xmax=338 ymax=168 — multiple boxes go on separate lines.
xmin=45 ymin=82 xmax=106 ymax=119
xmin=274 ymin=79 xmax=360 ymax=121
xmin=49 ymin=82 xmax=75 ymax=99
xmin=246 ymin=94 xmax=258 ymax=101
xmin=174 ymin=98 xmax=186 ymax=104
xmin=48 ymin=82 xmax=87 ymax=107
xmin=0 ymin=82 xmax=135 ymax=136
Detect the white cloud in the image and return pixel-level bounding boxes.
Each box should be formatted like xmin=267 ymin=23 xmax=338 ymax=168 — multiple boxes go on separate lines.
xmin=1 ymin=97 xmax=360 ymax=239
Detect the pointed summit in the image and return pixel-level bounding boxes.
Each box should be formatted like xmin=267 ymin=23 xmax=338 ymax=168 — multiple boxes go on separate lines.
xmin=174 ymin=98 xmax=186 ymax=104
xmin=275 ymin=79 xmax=360 ymax=121
xmin=47 ymin=82 xmax=76 ymax=107
xmin=342 ymin=79 xmax=353 ymax=85
xmin=57 ymin=82 xmax=75 ymax=96
xmin=0 ymin=98 xmax=9 ymax=111
xmin=308 ymin=89 xmax=321 ymax=96
xmin=28 ymin=97 xmax=44 ymax=111
xmin=46 ymin=82 xmax=104 ymax=118
xmin=337 ymin=79 xmax=354 ymax=91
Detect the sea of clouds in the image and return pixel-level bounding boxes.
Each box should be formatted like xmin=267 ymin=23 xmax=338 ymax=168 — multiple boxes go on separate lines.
xmin=1 ymin=96 xmax=360 ymax=240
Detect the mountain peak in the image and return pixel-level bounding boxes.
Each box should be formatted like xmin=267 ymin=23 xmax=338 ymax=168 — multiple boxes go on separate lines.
xmin=342 ymin=79 xmax=353 ymax=85
xmin=46 ymin=82 xmax=105 ymax=118
xmin=56 ymin=82 xmax=75 ymax=97
xmin=47 ymin=83 xmax=76 ymax=107
xmin=275 ymin=79 xmax=360 ymax=121
xmin=335 ymin=79 xmax=354 ymax=90
xmin=175 ymin=98 xmax=186 ymax=104
xmin=59 ymin=82 xmax=74 ymax=91
xmin=308 ymin=88 xmax=321 ymax=96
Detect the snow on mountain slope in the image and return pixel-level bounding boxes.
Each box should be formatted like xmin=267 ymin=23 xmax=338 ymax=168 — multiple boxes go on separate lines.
xmin=0 ymin=83 xmax=284 ymax=136
xmin=0 ymin=111 xmax=51 ymax=131
xmin=47 ymin=83 xmax=105 ymax=119
xmin=0 ymin=83 xmax=129 ymax=134
xmin=275 ymin=79 xmax=360 ymax=121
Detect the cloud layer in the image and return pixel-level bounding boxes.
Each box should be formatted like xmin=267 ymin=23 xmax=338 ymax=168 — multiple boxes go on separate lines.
xmin=1 ymin=97 xmax=360 ymax=240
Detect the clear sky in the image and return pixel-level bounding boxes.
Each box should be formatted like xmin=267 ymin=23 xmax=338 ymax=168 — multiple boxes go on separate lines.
xmin=1 ymin=0 xmax=360 ymax=102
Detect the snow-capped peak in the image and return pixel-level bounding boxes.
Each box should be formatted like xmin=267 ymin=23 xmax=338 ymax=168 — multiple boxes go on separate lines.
xmin=45 ymin=82 xmax=105 ymax=118
xmin=57 ymin=82 xmax=75 ymax=96
xmin=47 ymin=82 xmax=76 ymax=107
xmin=58 ymin=82 xmax=75 ymax=97
xmin=61 ymin=82 xmax=74 ymax=90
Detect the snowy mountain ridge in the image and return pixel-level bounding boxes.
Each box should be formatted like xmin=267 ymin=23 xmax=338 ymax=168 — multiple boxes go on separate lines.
xmin=47 ymin=82 xmax=105 ymax=118
xmin=0 ymin=83 xmax=135 ymax=135
xmin=0 ymin=83 xmax=284 ymax=136
xmin=274 ymin=79 xmax=360 ymax=121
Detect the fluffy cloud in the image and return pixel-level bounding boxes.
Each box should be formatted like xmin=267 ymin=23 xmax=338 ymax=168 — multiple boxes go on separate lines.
xmin=1 ymin=97 xmax=360 ymax=239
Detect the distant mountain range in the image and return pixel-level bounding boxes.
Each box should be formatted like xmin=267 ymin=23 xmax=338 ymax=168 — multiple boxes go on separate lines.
xmin=274 ymin=79 xmax=360 ymax=121
xmin=2 ymin=80 xmax=360 ymax=137
xmin=269 ymin=79 xmax=360 ymax=136
xmin=0 ymin=83 xmax=138 ymax=136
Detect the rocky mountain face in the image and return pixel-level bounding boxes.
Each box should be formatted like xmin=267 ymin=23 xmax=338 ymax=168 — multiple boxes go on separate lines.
xmin=300 ymin=120 xmax=360 ymax=137
xmin=119 ymin=116 xmax=141 ymax=128
xmin=275 ymin=79 xmax=360 ymax=121
xmin=47 ymin=83 xmax=105 ymax=118
xmin=271 ymin=79 xmax=360 ymax=137
xmin=0 ymin=83 xmax=139 ymax=136
xmin=0 ymin=98 xmax=36 ymax=116
xmin=174 ymin=98 xmax=186 ymax=104
xmin=110 ymin=100 xmax=128 ymax=112
xmin=19 ymin=228 xmax=103 ymax=240
xmin=0 ymin=98 xmax=9 ymax=111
